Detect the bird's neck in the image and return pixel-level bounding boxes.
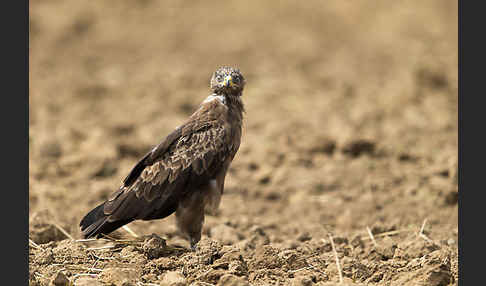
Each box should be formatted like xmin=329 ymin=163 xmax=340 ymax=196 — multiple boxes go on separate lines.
xmin=223 ymin=93 xmax=245 ymax=123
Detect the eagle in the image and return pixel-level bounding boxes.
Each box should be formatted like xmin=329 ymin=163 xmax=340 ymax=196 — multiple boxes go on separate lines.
xmin=80 ymin=66 xmax=246 ymax=250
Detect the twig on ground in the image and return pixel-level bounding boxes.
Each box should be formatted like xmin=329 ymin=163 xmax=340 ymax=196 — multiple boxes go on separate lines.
xmin=53 ymin=223 xmax=74 ymax=240
xmin=29 ymin=238 xmax=40 ymax=249
xmin=306 ymin=262 xmax=327 ymax=276
xmin=85 ymin=237 xmax=143 ymax=251
xmin=86 ymin=245 xmax=116 ymax=251
xmin=419 ymin=219 xmax=427 ymax=236
xmin=420 ymin=234 xmax=434 ymax=243
xmin=327 ymin=234 xmax=343 ymax=284
xmin=101 ymin=234 xmax=143 ymax=244
xmin=418 ymin=218 xmax=435 ymax=243
xmin=361 ymin=229 xmax=412 ymax=240
xmin=75 ymin=238 xmax=111 ymax=243
xmin=122 ymin=225 xmax=139 ymax=238
xmin=101 ymin=233 xmax=120 ymax=241
xmin=366 ymin=226 xmax=378 ymax=247
xmin=90 ymin=252 xmax=101 ymax=270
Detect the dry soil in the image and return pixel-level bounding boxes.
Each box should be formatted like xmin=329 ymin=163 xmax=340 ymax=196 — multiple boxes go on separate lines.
xmin=29 ymin=1 xmax=458 ymax=285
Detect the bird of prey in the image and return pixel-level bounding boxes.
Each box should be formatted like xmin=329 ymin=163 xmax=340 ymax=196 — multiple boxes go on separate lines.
xmin=80 ymin=66 xmax=246 ymax=250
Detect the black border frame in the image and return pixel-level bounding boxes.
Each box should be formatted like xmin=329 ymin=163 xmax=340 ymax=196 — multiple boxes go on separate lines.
xmin=6 ymin=0 xmax=29 ymax=283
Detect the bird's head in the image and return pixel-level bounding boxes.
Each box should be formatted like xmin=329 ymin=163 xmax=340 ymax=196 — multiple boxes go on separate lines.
xmin=210 ymin=66 xmax=245 ymax=96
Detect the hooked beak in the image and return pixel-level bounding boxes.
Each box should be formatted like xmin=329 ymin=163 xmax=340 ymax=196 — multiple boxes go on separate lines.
xmin=223 ymin=75 xmax=234 ymax=88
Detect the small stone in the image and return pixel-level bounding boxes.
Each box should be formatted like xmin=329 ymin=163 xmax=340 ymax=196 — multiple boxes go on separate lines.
xmin=160 ymin=271 xmax=187 ymax=286
xmin=374 ymin=237 xmax=397 ymax=260
xmin=371 ymin=245 xmax=396 ymax=261
xmin=30 ymin=210 xmax=66 ymax=244
xmin=30 ymin=224 xmax=66 ymax=244
xmin=142 ymin=233 xmax=168 ymax=259
xmin=217 ymin=274 xmax=250 ymax=286
xmin=100 ymin=267 xmax=138 ymax=285
xmin=50 ymin=271 xmax=70 ymax=286
xmin=195 ymin=238 xmax=224 ymax=265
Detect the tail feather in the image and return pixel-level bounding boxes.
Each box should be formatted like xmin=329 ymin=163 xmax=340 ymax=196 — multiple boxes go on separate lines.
xmin=79 ymin=203 xmax=133 ymax=238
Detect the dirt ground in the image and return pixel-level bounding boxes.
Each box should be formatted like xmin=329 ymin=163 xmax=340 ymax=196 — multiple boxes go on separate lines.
xmin=29 ymin=1 xmax=458 ymax=285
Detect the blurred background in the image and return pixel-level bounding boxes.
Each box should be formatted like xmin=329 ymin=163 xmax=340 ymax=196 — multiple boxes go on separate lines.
xmin=29 ymin=1 xmax=458 ymax=284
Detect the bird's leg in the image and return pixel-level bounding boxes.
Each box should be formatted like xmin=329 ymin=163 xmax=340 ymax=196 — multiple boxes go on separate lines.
xmin=176 ymin=190 xmax=205 ymax=252
xmin=203 ymin=179 xmax=223 ymax=216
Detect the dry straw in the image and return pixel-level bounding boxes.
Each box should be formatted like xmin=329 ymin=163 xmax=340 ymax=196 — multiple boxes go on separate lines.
xmin=327 ymin=234 xmax=343 ymax=284
xmin=366 ymin=226 xmax=378 ymax=247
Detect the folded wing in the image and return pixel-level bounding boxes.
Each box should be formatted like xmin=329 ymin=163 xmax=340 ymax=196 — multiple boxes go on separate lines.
xmin=80 ymin=99 xmax=233 ymax=238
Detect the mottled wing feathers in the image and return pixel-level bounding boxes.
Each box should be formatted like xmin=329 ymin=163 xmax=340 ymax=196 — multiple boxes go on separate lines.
xmin=101 ymin=98 xmax=233 ymax=221
xmin=122 ymin=126 xmax=183 ymax=187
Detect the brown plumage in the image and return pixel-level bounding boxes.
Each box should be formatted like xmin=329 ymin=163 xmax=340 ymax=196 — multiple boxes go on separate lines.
xmin=80 ymin=67 xmax=246 ymax=249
